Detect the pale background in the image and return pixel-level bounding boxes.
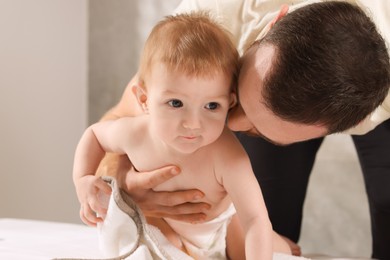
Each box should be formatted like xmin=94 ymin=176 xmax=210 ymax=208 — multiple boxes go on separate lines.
xmin=1 ymin=0 xmax=371 ymax=258
xmin=0 ymin=0 xmax=87 ymax=223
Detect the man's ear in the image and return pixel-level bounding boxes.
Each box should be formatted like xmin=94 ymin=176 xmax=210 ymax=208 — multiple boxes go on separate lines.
xmin=269 ymin=5 xmax=289 ymax=28
xmin=132 ymin=84 xmax=148 ymax=112
xmin=260 ymin=5 xmax=289 ymax=39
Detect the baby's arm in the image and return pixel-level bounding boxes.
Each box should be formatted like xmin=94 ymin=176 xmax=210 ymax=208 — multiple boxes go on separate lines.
xmin=73 ymin=118 xmax=137 ymax=226
xmin=215 ymin=131 xmax=273 ymax=259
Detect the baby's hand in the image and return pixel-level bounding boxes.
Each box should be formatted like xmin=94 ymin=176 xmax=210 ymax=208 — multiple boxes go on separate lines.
xmin=75 ymin=175 xmax=112 ymax=226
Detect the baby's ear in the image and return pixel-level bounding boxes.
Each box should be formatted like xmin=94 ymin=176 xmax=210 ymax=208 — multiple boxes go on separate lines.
xmin=229 ymin=92 xmax=238 ymax=109
xmin=132 ymin=84 xmax=148 ymax=112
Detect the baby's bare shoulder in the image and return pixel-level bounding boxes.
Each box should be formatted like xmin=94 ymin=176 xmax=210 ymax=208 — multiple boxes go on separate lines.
xmin=211 ymin=127 xmax=246 ymax=154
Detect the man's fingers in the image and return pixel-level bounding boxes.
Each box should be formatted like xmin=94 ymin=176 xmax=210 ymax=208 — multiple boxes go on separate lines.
xmin=128 ymin=165 xmax=181 ymax=190
xmin=142 ymin=201 xmax=211 ymax=223
xmin=159 ymin=202 xmax=211 ymax=215
xmin=152 ymin=190 xmax=207 ymax=207
xmin=122 ymin=165 xmax=213 ymax=223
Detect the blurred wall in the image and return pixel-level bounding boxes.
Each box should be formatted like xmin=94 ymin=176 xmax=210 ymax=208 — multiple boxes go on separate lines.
xmin=0 ymin=0 xmax=87 ymax=224
xmin=88 ymin=0 xmax=182 ymax=123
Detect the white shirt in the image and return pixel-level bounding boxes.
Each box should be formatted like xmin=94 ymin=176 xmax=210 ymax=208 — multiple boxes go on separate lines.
xmin=174 ymin=0 xmax=390 ymax=135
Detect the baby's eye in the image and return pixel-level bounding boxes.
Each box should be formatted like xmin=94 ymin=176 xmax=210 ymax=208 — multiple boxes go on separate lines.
xmin=205 ymin=102 xmax=219 ymax=110
xmin=168 ymin=99 xmax=183 ymax=108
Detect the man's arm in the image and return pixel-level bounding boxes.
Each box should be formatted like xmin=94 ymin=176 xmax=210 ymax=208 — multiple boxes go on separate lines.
xmin=96 ymin=74 xmax=210 ymax=222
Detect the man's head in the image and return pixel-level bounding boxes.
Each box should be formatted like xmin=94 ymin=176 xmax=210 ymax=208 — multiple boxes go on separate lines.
xmin=228 ymin=1 xmax=390 ymax=145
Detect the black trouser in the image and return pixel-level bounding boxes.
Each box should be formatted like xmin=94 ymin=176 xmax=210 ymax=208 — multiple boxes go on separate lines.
xmin=236 ymin=119 xmax=390 ymax=260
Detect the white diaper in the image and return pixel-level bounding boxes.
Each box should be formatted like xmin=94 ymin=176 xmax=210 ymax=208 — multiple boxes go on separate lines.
xmin=165 ymin=204 xmax=236 ymax=260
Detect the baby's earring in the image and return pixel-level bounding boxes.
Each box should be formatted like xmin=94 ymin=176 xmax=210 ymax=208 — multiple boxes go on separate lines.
xmin=138 ymin=93 xmax=149 ymax=113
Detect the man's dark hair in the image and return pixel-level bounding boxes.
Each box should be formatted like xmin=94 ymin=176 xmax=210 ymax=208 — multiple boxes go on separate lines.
xmin=261 ymin=1 xmax=390 ymax=133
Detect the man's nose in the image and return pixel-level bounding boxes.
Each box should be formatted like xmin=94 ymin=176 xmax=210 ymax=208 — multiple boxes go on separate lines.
xmin=227 ymin=104 xmax=253 ymax=132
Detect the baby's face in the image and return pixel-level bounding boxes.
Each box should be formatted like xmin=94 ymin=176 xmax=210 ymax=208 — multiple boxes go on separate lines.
xmin=145 ymin=63 xmax=234 ymax=154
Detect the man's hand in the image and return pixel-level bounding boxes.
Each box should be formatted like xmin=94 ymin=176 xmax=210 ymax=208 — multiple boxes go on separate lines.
xmin=124 ymin=165 xmax=211 ymax=223
xmin=110 ymin=154 xmax=211 ymax=223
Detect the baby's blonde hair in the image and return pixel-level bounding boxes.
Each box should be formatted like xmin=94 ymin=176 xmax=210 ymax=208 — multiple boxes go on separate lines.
xmin=138 ymin=12 xmax=239 ymax=89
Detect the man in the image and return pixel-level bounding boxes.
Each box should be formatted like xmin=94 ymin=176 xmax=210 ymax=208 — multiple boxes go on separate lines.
xmin=99 ymin=1 xmax=390 ymax=259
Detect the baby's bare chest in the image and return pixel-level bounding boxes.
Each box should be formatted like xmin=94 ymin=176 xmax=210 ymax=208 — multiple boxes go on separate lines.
xmin=130 ymin=150 xmax=227 ymax=204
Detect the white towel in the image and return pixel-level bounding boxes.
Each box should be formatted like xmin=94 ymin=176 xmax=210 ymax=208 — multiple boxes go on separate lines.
xmin=97 ymin=176 xmax=193 ymax=260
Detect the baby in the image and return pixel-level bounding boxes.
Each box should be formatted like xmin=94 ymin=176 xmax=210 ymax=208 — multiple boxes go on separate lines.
xmin=73 ymin=12 xmax=290 ymax=259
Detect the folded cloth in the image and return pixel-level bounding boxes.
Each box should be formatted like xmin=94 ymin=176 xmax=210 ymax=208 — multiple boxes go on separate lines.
xmin=97 ymin=176 xmax=193 ymax=260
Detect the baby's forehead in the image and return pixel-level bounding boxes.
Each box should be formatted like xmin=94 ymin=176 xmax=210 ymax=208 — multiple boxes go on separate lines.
xmin=146 ymin=63 xmax=227 ymax=84
xmin=157 ymin=61 xmax=225 ymax=78
xmin=146 ymin=67 xmax=232 ymax=97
